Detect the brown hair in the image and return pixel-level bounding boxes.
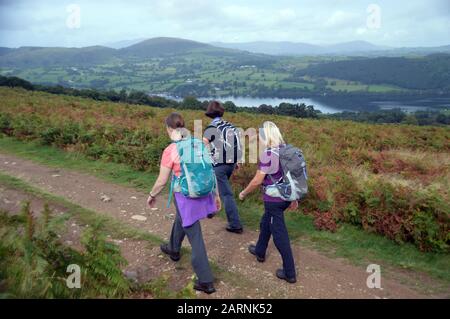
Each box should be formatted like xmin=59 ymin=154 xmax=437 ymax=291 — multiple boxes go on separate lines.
xmin=165 ymin=112 xmax=185 ymax=129
xmin=205 ymin=101 xmax=225 ymax=118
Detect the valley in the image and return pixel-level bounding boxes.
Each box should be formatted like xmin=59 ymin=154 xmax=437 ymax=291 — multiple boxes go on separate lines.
xmin=1 ymin=38 xmax=449 ymax=113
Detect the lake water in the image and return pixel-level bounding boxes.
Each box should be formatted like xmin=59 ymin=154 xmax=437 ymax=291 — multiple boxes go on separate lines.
xmin=158 ymin=94 xmax=450 ymax=114
xmin=209 ymin=96 xmax=450 ymax=114
xmin=199 ymin=96 xmax=342 ymax=114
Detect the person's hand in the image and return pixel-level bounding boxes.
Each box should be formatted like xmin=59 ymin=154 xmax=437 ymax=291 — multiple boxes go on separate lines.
xmin=215 ymin=195 xmax=222 ymax=211
xmin=239 ymin=191 xmax=246 ymax=201
xmin=147 ymin=194 xmax=156 ymax=208
xmin=288 ymin=200 xmax=298 ymax=211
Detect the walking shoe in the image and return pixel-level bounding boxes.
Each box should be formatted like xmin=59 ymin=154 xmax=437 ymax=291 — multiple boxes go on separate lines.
xmin=160 ymin=244 xmax=180 ymax=262
xmin=226 ymin=226 xmax=243 ymax=234
xmin=194 ymin=280 xmax=216 ymax=294
xmin=276 ymin=269 xmax=296 ymax=284
xmin=248 ymin=244 xmax=265 ymax=262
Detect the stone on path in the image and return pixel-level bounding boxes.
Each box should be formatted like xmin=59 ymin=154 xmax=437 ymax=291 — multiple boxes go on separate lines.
xmin=131 ymin=215 xmax=147 ymax=221
xmin=100 ymin=195 xmax=112 ymax=202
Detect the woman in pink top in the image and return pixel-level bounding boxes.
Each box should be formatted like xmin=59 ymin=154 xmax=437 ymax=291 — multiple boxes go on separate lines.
xmin=147 ymin=113 xmax=220 ymax=294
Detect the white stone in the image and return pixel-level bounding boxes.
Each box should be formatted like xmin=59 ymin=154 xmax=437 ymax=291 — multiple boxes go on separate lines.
xmin=100 ymin=195 xmax=112 ymax=202
xmin=131 ymin=215 xmax=147 ymax=221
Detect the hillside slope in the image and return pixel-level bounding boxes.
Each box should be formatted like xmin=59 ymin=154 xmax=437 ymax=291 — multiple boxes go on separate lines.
xmin=297 ymin=54 xmax=450 ymax=90
xmin=119 ymin=37 xmax=212 ymax=58
xmin=0 ymin=46 xmax=119 ymax=67
xmin=0 ymin=87 xmax=448 ymax=253
xmin=0 ymin=37 xmax=250 ymax=67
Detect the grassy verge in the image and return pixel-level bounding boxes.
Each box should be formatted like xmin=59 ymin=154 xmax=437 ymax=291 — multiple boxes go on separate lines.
xmin=1 ymin=136 xmax=449 ymax=288
xmin=0 ymin=137 xmax=156 ymax=191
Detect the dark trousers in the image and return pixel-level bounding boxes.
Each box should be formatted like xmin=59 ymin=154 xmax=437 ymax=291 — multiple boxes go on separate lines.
xmin=255 ymin=201 xmax=296 ymax=278
xmin=169 ymin=197 xmax=214 ymax=284
xmin=214 ymin=164 xmax=242 ymax=229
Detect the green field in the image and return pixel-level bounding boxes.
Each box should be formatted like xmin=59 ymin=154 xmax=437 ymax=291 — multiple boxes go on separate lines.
xmin=0 ymin=52 xmax=409 ymax=96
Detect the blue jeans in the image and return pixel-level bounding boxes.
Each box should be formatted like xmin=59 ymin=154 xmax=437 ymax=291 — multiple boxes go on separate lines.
xmin=214 ymin=164 xmax=242 ymax=229
xmin=255 ymin=201 xmax=296 ymax=278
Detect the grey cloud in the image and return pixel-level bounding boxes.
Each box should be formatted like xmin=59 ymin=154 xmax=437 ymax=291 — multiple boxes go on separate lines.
xmin=0 ymin=0 xmax=448 ymax=47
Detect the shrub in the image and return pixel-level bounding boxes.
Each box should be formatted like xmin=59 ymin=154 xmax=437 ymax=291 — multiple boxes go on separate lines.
xmin=0 ymin=203 xmax=131 ymax=298
xmin=40 ymin=127 xmax=62 ymax=145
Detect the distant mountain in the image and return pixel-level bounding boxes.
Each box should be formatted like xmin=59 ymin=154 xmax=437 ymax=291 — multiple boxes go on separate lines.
xmin=0 ymin=47 xmax=12 ymax=56
xmin=0 ymin=45 xmax=118 ymax=67
xmin=390 ymin=45 xmax=450 ymax=55
xmin=103 ymin=38 xmax=146 ymax=49
xmin=1 ymin=37 xmax=449 ymax=69
xmin=324 ymin=41 xmax=391 ymax=53
xmin=0 ymin=37 xmax=226 ymax=67
xmin=119 ymin=37 xmax=213 ymax=58
xmin=211 ymin=41 xmax=323 ymax=56
xmin=212 ymin=40 xmax=391 ymax=55
xmin=211 ymin=40 xmax=450 ymax=56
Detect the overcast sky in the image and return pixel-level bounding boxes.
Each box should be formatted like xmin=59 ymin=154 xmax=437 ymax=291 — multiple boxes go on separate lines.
xmin=0 ymin=0 xmax=449 ymax=48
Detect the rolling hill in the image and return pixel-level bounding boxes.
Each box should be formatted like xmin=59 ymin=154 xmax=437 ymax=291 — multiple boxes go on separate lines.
xmin=296 ymin=54 xmax=450 ymax=90
xmin=212 ymin=40 xmax=450 ymax=56
xmin=0 ymin=37 xmax=250 ymax=68
xmin=119 ymin=37 xmax=214 ymax=58
xmin=0 ymin=45 xmax=119 ymax=67
xmin=212 ymin=40 xmax=391 ymax=56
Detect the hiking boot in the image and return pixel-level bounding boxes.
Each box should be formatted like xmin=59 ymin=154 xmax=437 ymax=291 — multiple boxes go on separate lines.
xmin=276 ymin=269 xmax=296 ymax=284
xmin=194 ymin=280 xmax=216 ymax=294
xmin=226 ymin=226 xmax=243 ymax=234
xmin=160 ymin=244 xmax=180 ymax=262
xmin=248 ymin=244 xmax=265 ymax=262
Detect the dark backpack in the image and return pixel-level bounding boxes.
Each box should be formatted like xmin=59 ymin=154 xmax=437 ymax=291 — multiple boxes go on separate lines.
xmin=205 ymin=120 xmax=242 ymax=165
xmin=266 ymin=144 xmax=308 ymax=201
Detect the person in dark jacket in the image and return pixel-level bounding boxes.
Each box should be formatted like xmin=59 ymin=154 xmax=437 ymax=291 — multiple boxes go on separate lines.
xmin=203 ymin=101 xmax=243 ymax=234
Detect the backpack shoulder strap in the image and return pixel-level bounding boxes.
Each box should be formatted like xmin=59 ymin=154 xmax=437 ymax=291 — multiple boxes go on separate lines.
xmin=263 ymin=147 xmax=282 ymax=185
xmin=166 ymin=172 xmax=175 ymax=208
xmin=166 ymin=140 xmax=182 ymax=208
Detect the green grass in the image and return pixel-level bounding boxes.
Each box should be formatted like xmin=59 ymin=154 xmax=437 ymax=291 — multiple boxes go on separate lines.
xmin=0 ymin=137 xmax=156 ymax=191
xmin=1 ymin=136 xmax=449 ymax=288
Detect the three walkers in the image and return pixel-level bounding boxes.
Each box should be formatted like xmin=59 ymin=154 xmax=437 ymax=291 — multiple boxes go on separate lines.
xmin=147 ymin=102 xmax=308 ymax=294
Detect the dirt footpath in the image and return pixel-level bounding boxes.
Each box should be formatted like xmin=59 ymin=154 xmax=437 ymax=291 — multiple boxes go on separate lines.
xmin=0 ymin=152 xmax=442 ymax=299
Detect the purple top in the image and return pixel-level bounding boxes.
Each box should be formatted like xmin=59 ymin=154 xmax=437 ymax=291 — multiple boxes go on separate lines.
xmin=174 ymin=192 xmax=217 ymax=227
xmin=258 ymin=146 xmax=287 ymax=203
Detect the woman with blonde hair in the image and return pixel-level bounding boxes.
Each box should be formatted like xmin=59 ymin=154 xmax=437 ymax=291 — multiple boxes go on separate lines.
xmin=239 ymin=121 xmax=298 ymax=283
